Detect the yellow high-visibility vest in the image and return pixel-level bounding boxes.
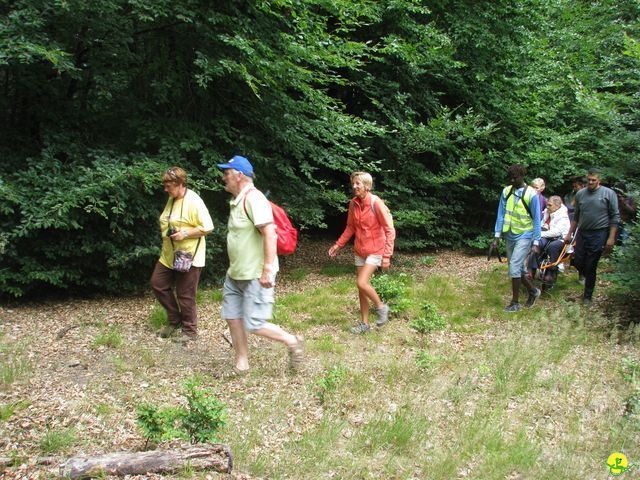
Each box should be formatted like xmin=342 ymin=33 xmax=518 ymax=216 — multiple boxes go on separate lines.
xmin=502 ymin=185 xmax=535 ymax=234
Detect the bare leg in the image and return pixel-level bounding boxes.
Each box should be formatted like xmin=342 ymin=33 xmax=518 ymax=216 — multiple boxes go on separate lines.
xmin=226 ymin=319 xmax=249 ymax=371
xmin=356 ymin=264 xmax=383 ymax=324
xmin=253 ymin=323 xmax=298 ymax=348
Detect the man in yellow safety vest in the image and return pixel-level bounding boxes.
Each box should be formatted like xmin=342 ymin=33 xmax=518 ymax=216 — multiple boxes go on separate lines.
xmin=492 ymin=164 xmax=542 ymax=312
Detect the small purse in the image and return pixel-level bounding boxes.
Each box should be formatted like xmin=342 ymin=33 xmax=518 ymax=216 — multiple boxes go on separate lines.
xmin=167 ymin=191 xmax=201 ymax=273
xmin=173 ymin=245 xmax=198 ymax=273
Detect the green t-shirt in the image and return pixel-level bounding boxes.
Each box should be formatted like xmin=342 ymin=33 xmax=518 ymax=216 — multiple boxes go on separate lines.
xmin=226 ymin=185 xmax=278 ymax=280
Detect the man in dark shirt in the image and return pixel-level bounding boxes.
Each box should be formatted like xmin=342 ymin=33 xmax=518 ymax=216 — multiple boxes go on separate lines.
xmin=564 ymin=169 xmax=620 ymax=305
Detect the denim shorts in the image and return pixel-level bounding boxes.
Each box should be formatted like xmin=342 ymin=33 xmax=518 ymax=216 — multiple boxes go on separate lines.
xmin=221 ymin=274 xmax=275 ymax=332
xmin=505 ymin=237 xmax=533 ymax=278
xmin=354 ymin=254 xmax=382 ymax=267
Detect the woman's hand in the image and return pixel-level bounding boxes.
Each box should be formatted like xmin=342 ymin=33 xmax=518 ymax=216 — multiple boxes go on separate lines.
xmin=328 ymin=244 xmax=341 ymax=257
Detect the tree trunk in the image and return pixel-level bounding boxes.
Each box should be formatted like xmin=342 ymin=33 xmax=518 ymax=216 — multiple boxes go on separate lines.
xmin=59 ymin=443 xmax=232 ymax=478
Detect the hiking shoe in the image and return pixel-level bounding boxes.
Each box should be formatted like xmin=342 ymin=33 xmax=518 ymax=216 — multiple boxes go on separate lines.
xmin=288 ymin=335 xmax=304 ymax=373
xmin=525 ymin=288 xmax=541 ymax=308
xmin=159 ymin=325 xmax=178 ymax=338
xmin=581 ymin=297 xmax=592 ymax=306
xmin=578 ymin=275 xmax=585 ymax=285
xmin=504 ymin=302 xmax=521 ymax=313
xmin=375 ymin=304 xmax=390 ymax=327
xmin=351 ymin=323 xmax=371 ymax=334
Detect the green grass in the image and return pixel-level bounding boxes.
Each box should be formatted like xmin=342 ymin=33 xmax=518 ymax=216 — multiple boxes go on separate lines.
xmin=319 ymin=263 xmax=353 ymax=276
xmin=147 ymin=304 xmax=168 ymax=330
xmin=4 ymin=250 xmax=639 ymax=479
xmin=286 ymin=267 xmax=310 ymax=281
xmin=92 ymin=324 xmax=124 ymax=349
xmin=0 ymin=400 xmax=30 ymax=422
xmin=0 ymin=337 xmax=32 ymax=389
xmin=38 ymin=427 xmax=78 ymax=454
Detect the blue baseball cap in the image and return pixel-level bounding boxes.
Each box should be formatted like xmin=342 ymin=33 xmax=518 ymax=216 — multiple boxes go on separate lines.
xmin=217 ymin=155 xmax=254 ymax=177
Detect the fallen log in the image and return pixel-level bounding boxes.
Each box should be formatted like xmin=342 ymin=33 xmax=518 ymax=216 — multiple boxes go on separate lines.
xmin=59 ymin=443 xmax=232 ymax=478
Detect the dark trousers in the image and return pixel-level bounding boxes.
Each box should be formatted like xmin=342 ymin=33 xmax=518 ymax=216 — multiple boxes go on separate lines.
xmin=150 ymin=262 xmax=202 ymax=336
xmin=572 ymin=228 xmax=608 ymax=300
xmin=529 ymin=238 xmax=564 ymax=272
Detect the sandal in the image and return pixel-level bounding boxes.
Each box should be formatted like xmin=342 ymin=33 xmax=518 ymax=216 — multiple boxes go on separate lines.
xmin=288 ymin=335 xmax=304 ymax=373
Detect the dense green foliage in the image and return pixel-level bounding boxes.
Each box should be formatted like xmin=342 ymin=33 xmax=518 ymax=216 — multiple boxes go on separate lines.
xmin=136 ymin=378 xmax=226 ymax=446
xmin=1 ymin=0 xmax=638 ymax=296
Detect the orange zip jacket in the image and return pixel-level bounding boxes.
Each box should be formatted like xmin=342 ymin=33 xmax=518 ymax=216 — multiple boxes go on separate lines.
xmin=336 ymin=193 xmax=396 ymax=260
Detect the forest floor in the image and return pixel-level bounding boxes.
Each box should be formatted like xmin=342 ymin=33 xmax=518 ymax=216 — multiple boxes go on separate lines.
xmin=1 ymin=240 xmax=639 ymax=479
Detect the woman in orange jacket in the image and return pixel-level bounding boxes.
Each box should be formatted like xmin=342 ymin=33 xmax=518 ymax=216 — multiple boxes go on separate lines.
xmin=328 ymin=172 xmax=396 ymax=333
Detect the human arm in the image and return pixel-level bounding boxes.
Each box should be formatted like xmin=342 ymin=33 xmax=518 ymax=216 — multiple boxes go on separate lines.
xmin=257 ymin=222 xmax=278 ymax=287
xmin=492 ymin=191 xmax=507 ymax=248
xmin=604 ymin=192 xmax=620 ymax=254
xmin=374 ymin=200 xmax=395 ymax=269
xmin=169 ymin=193 xmax=214 ymax=241
xmin=329 ymin=201 xmax=355 ymax=257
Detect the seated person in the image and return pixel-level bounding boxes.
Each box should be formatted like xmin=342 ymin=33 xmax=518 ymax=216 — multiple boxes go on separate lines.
xmin=529 ymin=196 xmax=571 ymax=285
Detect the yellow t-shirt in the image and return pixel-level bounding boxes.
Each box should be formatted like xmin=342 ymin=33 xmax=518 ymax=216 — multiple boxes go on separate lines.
xmin=159 ymin=189 xmax=214 ymax=269
xmin=226 ymin=185 xmax=278 ymax=280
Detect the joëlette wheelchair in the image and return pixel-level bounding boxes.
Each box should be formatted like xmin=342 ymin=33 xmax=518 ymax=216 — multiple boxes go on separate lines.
xmin=528 ymin=232 xmax=576 ymax=292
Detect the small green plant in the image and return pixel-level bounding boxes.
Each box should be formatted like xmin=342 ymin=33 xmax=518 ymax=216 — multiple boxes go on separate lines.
xmin=148 ymin=305 xmax=168 ymax=330
xmin=39 ymin=427 xmax=78 ymax=454
xmin=415 ymin=350 xmax=442 ymax=370
xmin=136 ymin=378 xmax=227 ymax=447
xmin=315 ymin=365 xmax=348 ymax=404
xmin=622 ymin=357 xmax=640 ymax=383
xmin=370 ymin=273 xmax=413 ymax=313
xmin=95 ymin=403 xmax=116 ymax=417
xmin=209 ymin=289 xmax=223 ymax=302
xmin=0 ymin=357 xmax=32 ymax=389
xmin=420 ymin=255 xmax=436 ymax=266
xmin=0 ymin=400 xmax=30 ymax=421
xmin=409 ymin=302 xmax=446 ymax=333
xmin=92 ymin=325 xmax=123 ymax=349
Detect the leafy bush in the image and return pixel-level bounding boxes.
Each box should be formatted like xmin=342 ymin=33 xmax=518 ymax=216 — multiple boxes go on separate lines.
xmin=609 ymin=221 xmax=640 ymax=301
xmin=136 ymin=378 xmax=226 ymax=447
xmin=370 ymin=273 xmax=413 ymax=314
xmin=409 ymin=302 xmax=446 ymax=334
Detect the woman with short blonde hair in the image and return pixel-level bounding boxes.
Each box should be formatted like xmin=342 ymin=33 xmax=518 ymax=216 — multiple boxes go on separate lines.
xmin=329 ymin=171 xmax=396 ymax=333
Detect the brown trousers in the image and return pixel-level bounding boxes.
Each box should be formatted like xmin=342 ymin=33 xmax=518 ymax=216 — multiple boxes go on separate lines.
xmin=150 ymin=262 xmax=202 ymax=336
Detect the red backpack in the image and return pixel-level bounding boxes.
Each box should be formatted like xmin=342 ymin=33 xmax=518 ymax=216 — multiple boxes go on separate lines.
xmin=243 ymin=189 xmax=299 ymax=256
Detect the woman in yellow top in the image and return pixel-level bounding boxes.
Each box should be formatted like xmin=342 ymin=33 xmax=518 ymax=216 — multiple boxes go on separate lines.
xmin=150 ymin=167 xmax=214 ymax=342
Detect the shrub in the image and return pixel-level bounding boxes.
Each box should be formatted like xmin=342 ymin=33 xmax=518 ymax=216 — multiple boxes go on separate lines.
xmin=370 ymin=273 xmax=413 ymax=314
xmin=409 ymin=302 xmax=446 ymax=334
xmin=136 ymin=378 xmax=226 ymax=447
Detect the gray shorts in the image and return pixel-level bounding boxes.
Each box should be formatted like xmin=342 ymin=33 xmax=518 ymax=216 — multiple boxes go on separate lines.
xmin=505 ymin=237 xmax=533 ymax=278
xmin=354 ymin=254 xmax=383 ymax=267
xmin=221 ymin=274 xmax=275 ymax=332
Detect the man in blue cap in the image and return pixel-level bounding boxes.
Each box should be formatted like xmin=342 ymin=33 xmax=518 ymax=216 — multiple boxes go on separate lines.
xmin=217 ymin=155 xmax=304 ymax=373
